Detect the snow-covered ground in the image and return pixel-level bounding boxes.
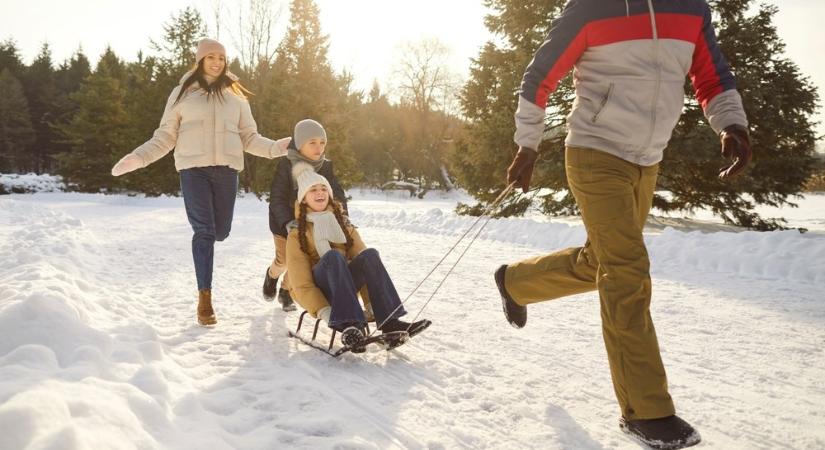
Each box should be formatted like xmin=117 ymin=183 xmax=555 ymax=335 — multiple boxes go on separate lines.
xmin=1 ymin=187 xmax=824 ymax=449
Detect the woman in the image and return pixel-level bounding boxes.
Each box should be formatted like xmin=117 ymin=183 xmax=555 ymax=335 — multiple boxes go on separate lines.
xmin=111 ymin=38 xmax=288 ymax=326
xmin=286 ymin=162 xmax=431 ymax=351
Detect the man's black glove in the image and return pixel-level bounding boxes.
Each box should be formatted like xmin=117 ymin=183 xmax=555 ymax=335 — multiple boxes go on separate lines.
xmin=718 ymin=124 xmax=752 ymax=180
xmin=506 ymin=147 xmax=538 ymax=193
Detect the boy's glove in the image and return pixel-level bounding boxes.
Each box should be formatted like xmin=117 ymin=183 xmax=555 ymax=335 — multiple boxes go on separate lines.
xmin=506 ymin=147 xmax=537 ymax=193
xmin=718 ymin=124 xmax=752 ymax=180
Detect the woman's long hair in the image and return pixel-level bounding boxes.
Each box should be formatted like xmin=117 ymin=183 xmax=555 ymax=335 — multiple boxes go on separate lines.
xmin=173 ymin=58 xmax=252 ymax=105
xmin=297 ymin=200 xmax=353 ymax=255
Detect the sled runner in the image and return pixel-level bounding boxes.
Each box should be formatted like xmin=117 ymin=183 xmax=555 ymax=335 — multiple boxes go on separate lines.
xmin=288 ymin=311 xmax=410 ymax=357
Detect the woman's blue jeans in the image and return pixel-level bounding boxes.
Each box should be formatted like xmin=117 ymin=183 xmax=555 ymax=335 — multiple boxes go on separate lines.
xmin=312 ymin=248 xmax=406 ymax=330
xmin=180 ymin=166 xmax=238 ymax=290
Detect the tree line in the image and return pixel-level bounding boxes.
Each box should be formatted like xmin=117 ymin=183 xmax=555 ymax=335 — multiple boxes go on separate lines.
xmin=0 ymin=0 xmax=820 ymax=229
xmin=0 ymin=0 xmax=463 ymax=197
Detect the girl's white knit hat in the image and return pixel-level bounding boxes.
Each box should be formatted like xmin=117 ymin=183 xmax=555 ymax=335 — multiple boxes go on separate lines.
xmin=293 ymin=162 xmax=332 ymax=202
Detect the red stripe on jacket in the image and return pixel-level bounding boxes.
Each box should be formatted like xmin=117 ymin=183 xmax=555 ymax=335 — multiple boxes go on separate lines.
xmin=690 ymin=30 xmax=724 ymax=109
xmin=588 ymin=13 xmax=702 ymax=45
xmin=533 ymin=13 xmax=704 ymax=107
xmin=534 ymin=29 xmax=588 ymax=107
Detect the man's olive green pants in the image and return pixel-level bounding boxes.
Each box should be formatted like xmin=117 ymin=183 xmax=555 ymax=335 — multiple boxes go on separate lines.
xmin=504 ymin=146 xmax=675 ymax=420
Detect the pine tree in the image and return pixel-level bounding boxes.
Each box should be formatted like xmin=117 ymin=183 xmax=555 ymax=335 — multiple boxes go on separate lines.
xmin=118 ymin=52 xmax=180 ymax=195
xmin=55 ymin=48 xmax=132 ymax=191
xmin=0 ymin=69 xmax=36 ymax=172
xmin=49 ymin=49 xmax=93 ymax=172
xmin=249 ymin=0 xmax=358 ymax=195
xmin=55 ymin=49 xmax=91 ymax=97
xmin=454 ymin=1 xmax=574 ymax=217
xmin=121 ymin=8 xmax=209 ymax=195
xmin=20 ymin=43 xmax=61 ymax=173
xmin=456 ymin=0 xmax=820 ymax=228
xmin=660 ymin=1 xmax=820 ymax=229
xmin=151 ymin=6 xmax=207 ymax=73
xmin=0 ymin=39 xmax=25 ymax=79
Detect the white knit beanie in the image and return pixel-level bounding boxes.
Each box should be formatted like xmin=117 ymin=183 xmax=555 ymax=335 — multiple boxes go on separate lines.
xmin=293 ymin=162 xmax=332 ymax=202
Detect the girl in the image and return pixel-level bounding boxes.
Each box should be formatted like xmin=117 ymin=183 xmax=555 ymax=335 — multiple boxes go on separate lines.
xmin=264 ymin=119 xmax=347 ymax=312
xmin=111 ymin=38 xmax=288 ymax=326
xmin=286 ymin=163 xmax=430 ymax=351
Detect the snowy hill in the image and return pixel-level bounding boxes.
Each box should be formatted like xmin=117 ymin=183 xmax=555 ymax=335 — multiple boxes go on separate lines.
xmin=1 ymin=189 xmax=824 ymax=449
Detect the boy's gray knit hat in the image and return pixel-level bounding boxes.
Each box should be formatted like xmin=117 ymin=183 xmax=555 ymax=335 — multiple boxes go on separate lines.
xmin=293 ymin=119 xmax=327 ymax=150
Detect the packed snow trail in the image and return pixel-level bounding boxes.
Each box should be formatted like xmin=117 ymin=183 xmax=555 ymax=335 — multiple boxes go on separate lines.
xmin=1 ymin=192 xmax=824 ymax=449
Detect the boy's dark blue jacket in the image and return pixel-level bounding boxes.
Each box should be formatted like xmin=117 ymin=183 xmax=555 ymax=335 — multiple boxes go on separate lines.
xmin=268 ymin=157 xmax=347 ymax=237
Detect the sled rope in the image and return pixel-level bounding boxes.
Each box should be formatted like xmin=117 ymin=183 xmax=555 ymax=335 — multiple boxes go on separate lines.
xmin=371 ymin=181 xmax=517 ymax=336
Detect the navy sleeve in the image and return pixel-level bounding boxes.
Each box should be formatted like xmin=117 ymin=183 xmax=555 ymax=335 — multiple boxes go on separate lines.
xmin=688 ymin=2 xmax=737 ymax=109
xmin=269 ymin=159 xmax=295 ymax=236
xmin=520 ymin=0 xmax=589 ymax=108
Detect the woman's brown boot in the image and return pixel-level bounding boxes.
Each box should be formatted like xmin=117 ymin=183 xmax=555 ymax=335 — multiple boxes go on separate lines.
xmin=198 ymin=289 xmax=217 ymax=326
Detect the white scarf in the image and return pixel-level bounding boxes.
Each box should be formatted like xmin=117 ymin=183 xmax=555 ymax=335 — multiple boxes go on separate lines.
xmin=306 ymin=210 xmax=347 ymax=256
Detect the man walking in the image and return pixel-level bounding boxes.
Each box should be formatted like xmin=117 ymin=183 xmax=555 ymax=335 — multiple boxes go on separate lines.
xmin=495 ymin=1 xmax=752 ymax=448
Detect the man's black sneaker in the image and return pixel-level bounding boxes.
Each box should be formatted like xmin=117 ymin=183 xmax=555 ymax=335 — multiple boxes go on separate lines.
xmin=619 ymin=415 xmax=701 ymax=450
xmin=494 ymin=265 xmax=526 ymax=328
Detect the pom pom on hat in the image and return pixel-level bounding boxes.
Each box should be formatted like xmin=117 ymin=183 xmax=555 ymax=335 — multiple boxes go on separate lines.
xmin=293 ymin=162 xmax=332 ymax=202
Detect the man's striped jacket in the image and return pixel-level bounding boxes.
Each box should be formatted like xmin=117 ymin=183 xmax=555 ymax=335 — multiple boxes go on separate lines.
xmin=514 ymin=0 xmax=748 ymax=166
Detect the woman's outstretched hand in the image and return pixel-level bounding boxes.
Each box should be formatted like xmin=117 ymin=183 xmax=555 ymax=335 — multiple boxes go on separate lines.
xmin=275 ymin=137 xmax=291 ymax=155
xmin=111 ymin=154 xmax=144 ymax=177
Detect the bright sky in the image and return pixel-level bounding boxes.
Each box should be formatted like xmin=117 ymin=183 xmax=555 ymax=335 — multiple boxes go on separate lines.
xmin=0 ymin=0 xmax=822 ymax=140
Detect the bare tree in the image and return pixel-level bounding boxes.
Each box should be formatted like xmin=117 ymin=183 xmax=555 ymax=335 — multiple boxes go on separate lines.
xmin=226 ymin=0 xmax=285 ymax=74
xmin=208 ymin=0 xmax=224 ymax=40
xmin=391 ymin=38 xmax=464 ymax=190
xmin=393 ymin=37 xmax=462 ymax=115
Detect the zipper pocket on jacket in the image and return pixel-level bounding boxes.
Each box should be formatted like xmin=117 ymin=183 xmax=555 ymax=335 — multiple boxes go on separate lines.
xmin=591 ymin=83 xmax=615 ymax=123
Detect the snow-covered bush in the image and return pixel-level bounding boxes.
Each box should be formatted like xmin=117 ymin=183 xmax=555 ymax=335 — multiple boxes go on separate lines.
xmin=0 ymin=173 xmax=66 ymax=194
